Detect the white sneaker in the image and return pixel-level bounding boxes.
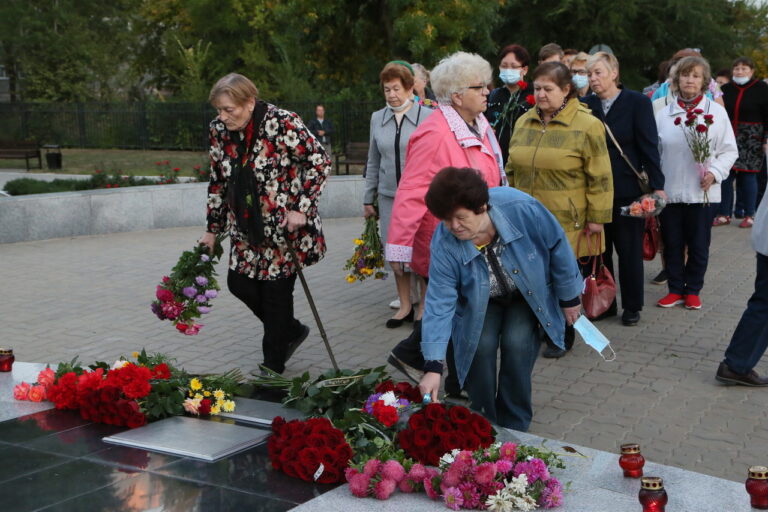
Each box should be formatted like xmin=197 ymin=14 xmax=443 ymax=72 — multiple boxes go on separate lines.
xmin=389 ymin=298 xmax=400 ymax=309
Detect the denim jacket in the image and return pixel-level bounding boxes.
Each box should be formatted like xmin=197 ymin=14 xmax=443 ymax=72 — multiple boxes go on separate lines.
xmin=421 ymin=187 xmax=583 ymax=386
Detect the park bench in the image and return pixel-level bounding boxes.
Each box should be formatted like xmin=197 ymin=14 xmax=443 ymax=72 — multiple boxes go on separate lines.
xmin=334 ymin=142 xmax=369 ymax=175
xmin=0 ymin=141 xmax=42 ymax=171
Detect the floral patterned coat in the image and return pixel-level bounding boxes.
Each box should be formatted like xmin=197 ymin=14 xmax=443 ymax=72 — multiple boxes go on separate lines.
xmin=206 ymin=103 xmax=331 ymax=280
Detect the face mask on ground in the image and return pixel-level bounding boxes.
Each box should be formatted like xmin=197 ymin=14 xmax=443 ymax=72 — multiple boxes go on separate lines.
xmin=572 ymin=74 xmax=589 ymax=90
xmin=732 ymin=76 xmax=750 ymax=85
xmin=499 ymin=69 xmax=522 ymax=85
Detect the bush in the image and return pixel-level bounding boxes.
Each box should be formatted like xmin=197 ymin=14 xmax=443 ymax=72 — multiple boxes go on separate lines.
xmin=5 ymin=173 xmax=162 ymax=196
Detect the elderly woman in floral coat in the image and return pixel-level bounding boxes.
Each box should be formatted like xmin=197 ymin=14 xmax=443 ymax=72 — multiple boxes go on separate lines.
xmin=200 ymin=73 xmax=331 ymax=374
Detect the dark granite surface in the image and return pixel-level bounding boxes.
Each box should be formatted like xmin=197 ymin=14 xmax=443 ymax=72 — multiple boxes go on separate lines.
xmin=0 ymin=408 xmax=336 ymax=512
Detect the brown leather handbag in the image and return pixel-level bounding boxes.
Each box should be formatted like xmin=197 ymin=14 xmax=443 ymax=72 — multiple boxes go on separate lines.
xmin=578 ymin=231 xmax=617 ymax=319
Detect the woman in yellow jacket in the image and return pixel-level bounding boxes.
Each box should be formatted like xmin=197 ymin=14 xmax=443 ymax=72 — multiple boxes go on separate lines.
xmin=507 ymin=61 xmax=613 ymax=357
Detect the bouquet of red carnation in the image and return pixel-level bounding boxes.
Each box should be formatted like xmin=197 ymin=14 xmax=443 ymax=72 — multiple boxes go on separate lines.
xmin=397 ymin=403 xmax=494 ymax=466
xmin=268 ymin=416 xmax=353 ymax=484
xmin=151 ymin=235 xmax=224 ymax=335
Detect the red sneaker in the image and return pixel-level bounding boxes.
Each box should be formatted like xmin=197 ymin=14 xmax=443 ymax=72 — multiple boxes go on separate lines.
xmin=685 ymin=294 xmax=702 ymax=310
xmin=657 ymin=293 xmax=684 ymax=308
xmin=739 ymin=216 xmax=754 ymax=228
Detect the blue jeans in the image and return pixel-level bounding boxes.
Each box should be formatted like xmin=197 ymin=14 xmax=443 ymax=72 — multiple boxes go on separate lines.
xmin=721 ymin=170 xmax=759 ymax=217
xmin=723 ymin=253 xmax=768 ymax=374
xmin=660 ymin=203 xmax=716 ymax=296
xmin=462 ymin=298 xmax=540 ymax=431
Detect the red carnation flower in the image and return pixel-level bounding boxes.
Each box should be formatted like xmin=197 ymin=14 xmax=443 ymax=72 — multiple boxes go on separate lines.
xmin=372 ymin=401 xmax=399 ymax=427
xmin=693 ymin=108 xmax=704 ymax=114
xmin=674 ymin=117 xmax=682 ymax=126
xmin=151 ymin=363 xmax=171 ymax=380
xmin=517 ymin=80 xmax=528 ymax=89
xmin=526 ymin=94 xmax=536 ymax=105
xmin=696 ymin=124 xmax=708 ymax=133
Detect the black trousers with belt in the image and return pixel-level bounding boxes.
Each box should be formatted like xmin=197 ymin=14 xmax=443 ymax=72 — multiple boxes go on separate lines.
xmin=602 ymin=198 xmax=646 ymax=313
xmin=227 ymin=270 xmax=304 ymax=373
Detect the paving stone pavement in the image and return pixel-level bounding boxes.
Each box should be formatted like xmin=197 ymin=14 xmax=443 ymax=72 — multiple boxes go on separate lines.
xmin=1 ymin=217 xmax=766 ymax=483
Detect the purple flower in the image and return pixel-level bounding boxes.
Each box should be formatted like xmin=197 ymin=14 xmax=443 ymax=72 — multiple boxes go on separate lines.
xmin=364 ymin=393 xmax=383 ymax=414
xmin=195 ymin=276 xmax=209 ymax=286
xmin=204 ymin=289 xmax=218 ymax=299
xmin=182 ymin=286 xmax=197 ymax=298
xmin=200 ymin=254 xmax=210 ymax=262
xmin=442 ymin=487 xmax=464 ymax=511
xmin=198 ymin=306 xmax=211 ymax=314
xmin=513 ymin=458 xmax=549 ymax=483
xmin=396 ymin=398 xmax=410 ymax=410
xmin=151 ymin=301 xmax=167 ymax=320
xmin=539 ymin=479 xmax=563 ymax=508
xmin=195 ymin=294 xmax=207 ymax=303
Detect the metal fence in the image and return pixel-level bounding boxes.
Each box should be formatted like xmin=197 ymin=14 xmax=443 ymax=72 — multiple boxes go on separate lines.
xmin=0 ymin=101 xmax=382 ymax=151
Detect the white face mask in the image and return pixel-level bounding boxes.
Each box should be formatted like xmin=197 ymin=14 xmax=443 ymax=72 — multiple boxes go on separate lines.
xmin=732 ymin=76 xmax=750 ymax=85
xmin=387 ymin=98 xmax=412 ymax=112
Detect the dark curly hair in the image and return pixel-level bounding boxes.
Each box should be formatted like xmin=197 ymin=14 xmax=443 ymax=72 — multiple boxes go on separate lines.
xmin=425 ymin=167 xmax=489 ymax=220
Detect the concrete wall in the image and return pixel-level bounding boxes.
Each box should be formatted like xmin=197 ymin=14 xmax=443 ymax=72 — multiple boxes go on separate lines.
xmin=0 ymin=175 xmax=366 ymax=244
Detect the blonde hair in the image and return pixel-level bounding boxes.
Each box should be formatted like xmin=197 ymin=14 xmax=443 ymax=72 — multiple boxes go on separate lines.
xmin=209 ymin=73 xmax=259 ymax=106
xmin=586 ymin=52 xmax=620 ymax=84
xmin=430 ymin=52 xmax=492 ymax=104
xmin=570 ymin=51 xmax=590 ymax=69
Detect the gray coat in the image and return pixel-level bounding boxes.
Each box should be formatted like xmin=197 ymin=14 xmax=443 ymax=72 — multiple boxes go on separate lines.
xmin=363 ymin=103 xmax=432 ymax=204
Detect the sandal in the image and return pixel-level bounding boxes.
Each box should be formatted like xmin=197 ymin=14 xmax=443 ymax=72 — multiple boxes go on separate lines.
xmin=712 ymin=215 xmax=730 ymax=226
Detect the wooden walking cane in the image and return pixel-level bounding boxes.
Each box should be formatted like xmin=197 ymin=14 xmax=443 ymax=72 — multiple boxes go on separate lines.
xmin=285 ymin=244 xmax=339 ymax=371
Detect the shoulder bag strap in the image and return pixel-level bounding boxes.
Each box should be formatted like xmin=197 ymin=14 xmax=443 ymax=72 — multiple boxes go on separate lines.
xmin=602 ymin=120 xmax=646 ymax=183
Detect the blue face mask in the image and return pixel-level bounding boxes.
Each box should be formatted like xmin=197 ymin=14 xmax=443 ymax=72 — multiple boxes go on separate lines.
xmin=573 ymin=316 xmax=616 ymax=361
xmin=572 ymin=74 xmax=589 ymax=90
xmin=499 ymin=68 xmax=522 ymax=85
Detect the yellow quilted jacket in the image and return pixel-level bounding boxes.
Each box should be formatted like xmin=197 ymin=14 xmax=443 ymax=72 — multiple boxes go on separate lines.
xmin=506 ymin=98 xmax=613 ymax=257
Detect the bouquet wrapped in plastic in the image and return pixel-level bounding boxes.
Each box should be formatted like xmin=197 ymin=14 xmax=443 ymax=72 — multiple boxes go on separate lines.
xmin=620 ymin=192 xmax=666 ymax=218
xmin=344 ymin=216 xmax=387 ymax=282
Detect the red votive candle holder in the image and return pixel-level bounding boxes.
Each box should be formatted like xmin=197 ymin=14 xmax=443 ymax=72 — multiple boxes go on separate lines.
xmin=747 ymin=466 xmax=768 ymax=509
xmin=619 ymin=443 xmax=645 ymax=478
xmin=639 ymin=476 xmax=668 ymax=512
xmin=0 ymin=348 xmax=14 ymax=372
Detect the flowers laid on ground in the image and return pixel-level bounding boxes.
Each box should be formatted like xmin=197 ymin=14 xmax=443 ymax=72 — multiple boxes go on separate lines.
xmin=14 ymin=350 xmax=242 ymax=427
xmin=344 ymin=216 xmax=387 ymax=282
xmin=620 ymin=192 xmax=667 ymax=218
xmin=182 ymin=373 xmax=239 ymax=416
xmin=268 ymin=416 xmax=353 ymax=484
xmin=398 ymin=403 xmax=495 ymax=466
xmin=675 ymin=107 xmax=715 ymax=204
xmin=151 ymin=235 xmax=224 ymax=335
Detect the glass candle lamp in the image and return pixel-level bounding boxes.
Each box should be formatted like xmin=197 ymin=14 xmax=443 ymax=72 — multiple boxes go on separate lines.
xmin=0 ymin=348 xmax=14 ymax=372
xmin=747 ymin=466 xmax=768 ymax=509
xmin=619 ymin=443 xmax=645 ymax=478
xmin=639 ymin=477 xmax=668 ymax=512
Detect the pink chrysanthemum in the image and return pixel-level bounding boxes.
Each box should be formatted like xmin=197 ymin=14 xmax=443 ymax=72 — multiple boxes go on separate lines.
xmin=473 ymin=462 xmax=497 ymax=486
xmin=408 ymin=463 xmax=427 ymax=481
xmin=539 ymin=484 xmax=564 ymax=508
xmin=398 ymin=478 xmax=414 ymax=493
xmin=348 ymin=473 xmax=371 ymax=497
xmin=424 ymin=477 xmax=441 ymax=500
xmin=373 ymin=478 xmax=397 ymax=500
xmin=443 ymin=486 xmax=464 ymax=511
xmin=499 ymin=442 xmax=517 ymax=460
xmin=363 ymin=458 xmax=381 ymax=477
xmin=381 ymin=460 xmax=406 ymax=482
xmin=514 ymin=458 xmax=549 ymax=482
xmin=344 ymin=467 xmax=359 ymax=481
xmin=496 ymin=459 xmax=513 ymax=475
xmin=442 ymin=466 xmax=463 ymax=488
xmin=458 ymin=481 xmax=481 ymax=509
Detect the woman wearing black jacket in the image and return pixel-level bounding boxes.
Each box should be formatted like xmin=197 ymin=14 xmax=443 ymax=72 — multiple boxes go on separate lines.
xmin=583 ymin=52 xmax=666 ymax=327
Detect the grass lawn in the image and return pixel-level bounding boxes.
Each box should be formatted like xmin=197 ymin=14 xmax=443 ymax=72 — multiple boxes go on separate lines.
xmin=0 ymin=149 xmax=208 ymax=177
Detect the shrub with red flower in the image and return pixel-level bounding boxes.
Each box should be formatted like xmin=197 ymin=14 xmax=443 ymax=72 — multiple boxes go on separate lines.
xmin=268 ymin=416 xmax=353 ymax=484
xmin=397 ymin=404 xmax=494 ymax=466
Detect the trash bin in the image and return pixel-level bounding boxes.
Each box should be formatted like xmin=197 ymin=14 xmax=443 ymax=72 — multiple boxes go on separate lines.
xmin=43 ymin=145 xmax=62 ymax=170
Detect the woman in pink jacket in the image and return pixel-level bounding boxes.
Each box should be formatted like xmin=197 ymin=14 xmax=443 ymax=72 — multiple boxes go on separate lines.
xmin=385 ymin=51 xmax=506 ymax=394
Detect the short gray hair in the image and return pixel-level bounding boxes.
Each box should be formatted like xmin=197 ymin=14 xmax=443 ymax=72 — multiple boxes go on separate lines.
xmin=430 ymin=52 xmax=492 ymax=104
xmin=411 ymin=63 xmax=430 ymax=82
xmin=672 ymin=56 xmax=711 ymax=96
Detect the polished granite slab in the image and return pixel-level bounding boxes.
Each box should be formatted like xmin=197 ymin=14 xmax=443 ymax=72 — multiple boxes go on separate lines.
xmin=218 ymin=397 xmax=304 ymax=426
xmin=0 ymin=362 xmax=55 ymax=422
xmin=103 ymin=416 xmax=270 ymax=462
xmin=292 ymin=429 xmax=757 ymax=511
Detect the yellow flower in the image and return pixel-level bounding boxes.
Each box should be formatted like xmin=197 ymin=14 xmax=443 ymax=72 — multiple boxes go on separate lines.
xmin=346 ymin=275 xmax=356 ymax=283
xmin=222 ymin=400 xmax=235 ymax=412
xmin=194 ymin=393 xmax=203 ymax=400
xmin=132 ymin=351 xmax=139 ymax=359
xmin=213 ymin=389 xmax=225 ymax=400
xmin=190 ymin=378 xmax=202 ymax=391
xmin=354 ymin=238 xmax=364 ymax=246
xmin=203 ymin=390 xmax=211 ymax=397
xmin=210 ymin=404 xmax=221 ymax=415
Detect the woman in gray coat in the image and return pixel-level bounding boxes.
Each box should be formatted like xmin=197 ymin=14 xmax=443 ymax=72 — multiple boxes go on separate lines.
xmin=364 ymin=61 xmax=433 ymax=328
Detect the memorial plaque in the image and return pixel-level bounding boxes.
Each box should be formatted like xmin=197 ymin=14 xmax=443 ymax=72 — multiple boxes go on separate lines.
xmin=218 ymin=398 xmax=304 ymax=426
xmin=103 ymin=416 xmax=268 ymax=462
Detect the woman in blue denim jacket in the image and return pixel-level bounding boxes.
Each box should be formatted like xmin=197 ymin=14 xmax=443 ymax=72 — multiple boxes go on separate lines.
xmin=418 ymin=167 xmax=583 ymax=430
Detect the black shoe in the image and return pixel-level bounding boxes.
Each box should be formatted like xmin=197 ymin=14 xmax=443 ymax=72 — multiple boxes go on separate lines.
xmin=542 ymin=345 xmax=567 ymax=358
xmin=387 ymin=353 xmax=422 ymax=384
xmin=385 ymin=307 xmax=414 ymax=328
xmin=651 ymin=270 xmax=667 ymax=285
xmin=284 ymin=324 xmax=310 ymax=363
xmin=715 ymin=362 xmax=768 ymax=387
xmin=621 ymin=310 xmax=640 ymax=326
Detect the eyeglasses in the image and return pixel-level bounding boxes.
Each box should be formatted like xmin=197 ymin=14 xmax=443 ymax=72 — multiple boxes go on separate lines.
xmin=500 ymin=65 xmax=523 ymax=69
xmin=572 ymin=70 xmax=588 ymax=76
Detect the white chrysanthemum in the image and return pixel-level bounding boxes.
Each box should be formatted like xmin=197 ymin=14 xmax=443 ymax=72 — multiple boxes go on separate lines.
xmin=511 ymin=494 xmax=537 ymax=511
xmin=111 ymin=359 xmax=129 ymax=370
xmin=379 ymin=391 xmax=398 ymax=406
xmin=506 ymin=474 xmax=529 ymax=494
xmin=439 ymin=452 xmax=455 ymax=467
xmin=485 ymin=492 xmax=513 ymax=512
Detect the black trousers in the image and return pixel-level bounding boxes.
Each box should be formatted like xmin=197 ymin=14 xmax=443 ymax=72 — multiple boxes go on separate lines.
xmin=660 ymin=203 xmax=717 ymax=296
xmin=603 ymin=199 xmax=646 ymax=312
xmin=227 ymin=270 xmax=303 ymax=373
